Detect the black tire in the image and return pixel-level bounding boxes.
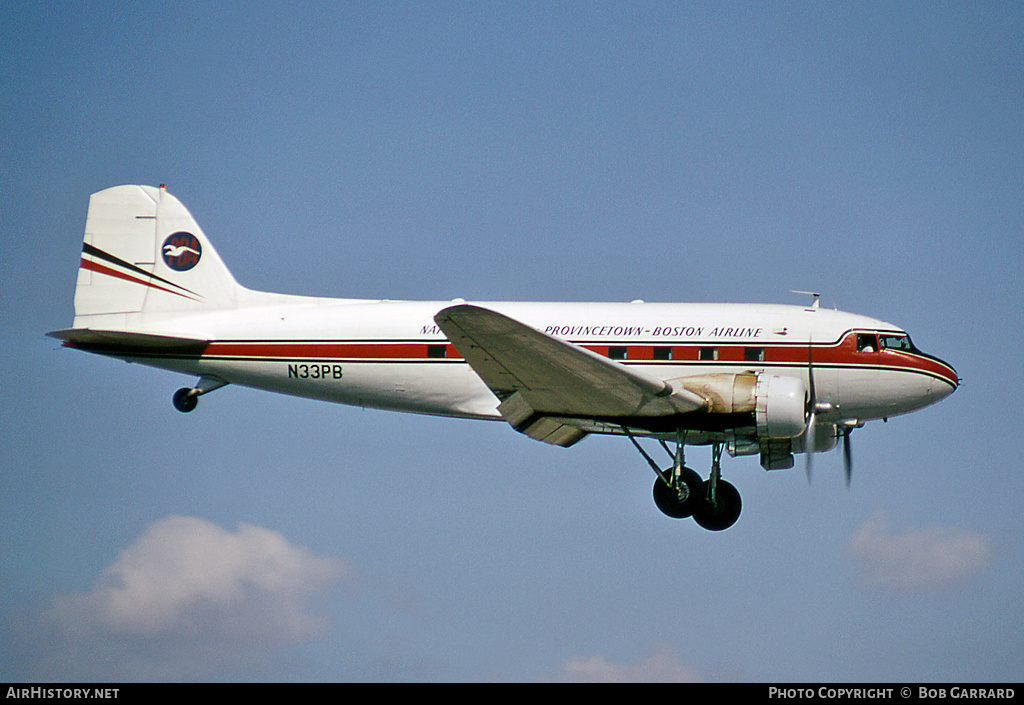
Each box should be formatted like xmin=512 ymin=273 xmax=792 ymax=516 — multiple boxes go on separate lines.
xmin=172 ymin=387 xmax=198 ymax=413
xmin=652 ymin=467 xmax=702 ymax=519
xmin=692 ymin=479 xmax=742 ymax=531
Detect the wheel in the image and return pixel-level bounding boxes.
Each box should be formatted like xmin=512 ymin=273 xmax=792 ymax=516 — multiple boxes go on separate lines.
xmin=172 ymin=387 xmax=198 ymax=413
xmin=653 ymin=467 xmax=702 ymax=519
xmin=692 ymin=479 xmax=742 ymax=531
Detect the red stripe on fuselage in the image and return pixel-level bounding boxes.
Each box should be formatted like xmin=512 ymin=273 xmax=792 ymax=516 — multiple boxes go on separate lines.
xmin=204 ymin=341 xmax=441 ymax=359
xmin=198 ymin=334 xmax=956 ymax=388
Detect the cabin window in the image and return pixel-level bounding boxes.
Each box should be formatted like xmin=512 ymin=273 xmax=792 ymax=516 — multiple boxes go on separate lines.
xmin=652 ymin=346 xmax=673 ymax=361
xmin=856 ymin=334 xmax=878 ymax=353
xmin=608 ymin=346 xmax=628 ymax=360
xmin=699 ymin=347 xmax=718 ymax=361
xmin=427 ymin=344 xmax=448 ymax=358
xmin=744 ymin=347 xmax=764 ymax=362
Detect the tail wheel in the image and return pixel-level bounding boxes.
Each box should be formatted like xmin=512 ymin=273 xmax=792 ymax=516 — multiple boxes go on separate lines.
xmin=172 ymin=387 xmax=198 ymax=413
xmin=652 ymin=467 xmax=702 ymax=519
xmin=692 ymin=479 xmax=742 ymax=531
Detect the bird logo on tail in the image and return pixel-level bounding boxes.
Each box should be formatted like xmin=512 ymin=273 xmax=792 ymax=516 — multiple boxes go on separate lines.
xmin=162 ymin=232 xmax=202 ymax=271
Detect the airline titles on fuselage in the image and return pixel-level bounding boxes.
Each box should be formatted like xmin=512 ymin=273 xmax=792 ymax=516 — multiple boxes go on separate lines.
xmin=419 ymin=323 xmax=765 ymax=340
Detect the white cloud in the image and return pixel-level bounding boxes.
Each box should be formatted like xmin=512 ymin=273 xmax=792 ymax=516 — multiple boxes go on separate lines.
xmin=15 ymin=515 xmax=348 ymax=681
xmin=546 ymin=644 xmax=704 ymax=683
xmin=848 ymin=511 xmax=993 ymax=593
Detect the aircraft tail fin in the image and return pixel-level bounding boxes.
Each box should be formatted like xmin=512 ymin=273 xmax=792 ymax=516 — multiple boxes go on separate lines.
xmin=72 ymin=185 xmax=243 ymax=327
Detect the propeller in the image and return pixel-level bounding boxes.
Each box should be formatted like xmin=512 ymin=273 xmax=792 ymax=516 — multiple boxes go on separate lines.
xmin=840 ymin=425 xmax=853 ymax=488
xmin=804 ymin=335 xmax=817 ymax=483
xmin=805 ymin=333 xmax=855 ymax=487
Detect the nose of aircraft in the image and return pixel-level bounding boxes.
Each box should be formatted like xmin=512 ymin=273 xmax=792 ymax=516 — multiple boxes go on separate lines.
xmin=928 ymin=354 xmax=959 ymax=403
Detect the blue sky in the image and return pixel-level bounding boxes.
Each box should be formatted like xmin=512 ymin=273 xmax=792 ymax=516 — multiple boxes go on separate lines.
xmin=2 ymin=1 xmax=1022 ymax=682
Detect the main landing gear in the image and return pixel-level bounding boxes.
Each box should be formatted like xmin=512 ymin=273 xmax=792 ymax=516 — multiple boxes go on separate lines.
xmin=625 ymin=428 xmax=742 ymax=531
xmin=171 ymin=375 xmax=228 ymax=413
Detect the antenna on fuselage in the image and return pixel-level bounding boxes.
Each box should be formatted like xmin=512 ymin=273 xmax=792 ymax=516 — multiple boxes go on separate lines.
xmin=791 ymin=290 xmax=820 ymax=309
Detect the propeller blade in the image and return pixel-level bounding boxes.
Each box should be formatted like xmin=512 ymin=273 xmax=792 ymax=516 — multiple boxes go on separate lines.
xmin=804 ymin=335 xmax=816 ymax=484
xmin=804 ymin=411 xmax=815 ymax=484
xmin=807 ymin=344 xmax=816 ymax=405
xmin=842 ymin=428 xmax=853 ymax=488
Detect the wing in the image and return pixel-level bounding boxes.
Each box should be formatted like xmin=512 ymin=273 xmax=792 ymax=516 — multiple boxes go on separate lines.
xmin=434 ymin=305 xmax=706 ymax=446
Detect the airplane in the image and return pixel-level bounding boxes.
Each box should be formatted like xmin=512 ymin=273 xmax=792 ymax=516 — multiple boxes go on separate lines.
xmin=48 ymin=185 xmax=959 ymax=530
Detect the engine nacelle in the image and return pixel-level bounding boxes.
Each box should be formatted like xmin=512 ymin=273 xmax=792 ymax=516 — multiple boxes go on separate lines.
xmin=670 ymin=371 xmax=808 ymax=440
xmin=670 ymin=372 xmax=814 ymax=471
xmin=754 ymin=374 xmax=807 ymax=439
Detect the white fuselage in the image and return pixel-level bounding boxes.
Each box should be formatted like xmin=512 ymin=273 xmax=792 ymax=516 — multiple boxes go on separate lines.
xmin=112 ymin=298 xmax=958 ymax=437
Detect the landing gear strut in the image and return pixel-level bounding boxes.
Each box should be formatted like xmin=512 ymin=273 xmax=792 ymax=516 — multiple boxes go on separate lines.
xmin=625 ymin=428 xmax=742 ymax=531
xmin=691 ymin=443 xmax=742 ymax=531
xmin=171 ymin=375 xmax=228 ymax=413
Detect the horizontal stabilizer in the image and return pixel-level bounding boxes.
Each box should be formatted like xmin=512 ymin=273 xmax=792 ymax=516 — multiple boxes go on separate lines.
xmin=47 ymin=328 xmax=209 ymax=357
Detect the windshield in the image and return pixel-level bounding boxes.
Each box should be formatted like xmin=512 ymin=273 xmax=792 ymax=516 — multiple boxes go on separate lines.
xmin=879 ymin=334 xmax=915 ymax=352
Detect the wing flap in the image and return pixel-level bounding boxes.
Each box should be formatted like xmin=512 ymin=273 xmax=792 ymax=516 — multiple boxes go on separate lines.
xmin=497 ymin=391 xmax=588 ymax=447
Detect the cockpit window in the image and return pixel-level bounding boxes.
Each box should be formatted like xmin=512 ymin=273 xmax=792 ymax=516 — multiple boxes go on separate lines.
xmin=856 ymin=334 xmax=877 ymax=352
xmin=880 ymin=334 xmax=915 ymax=351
